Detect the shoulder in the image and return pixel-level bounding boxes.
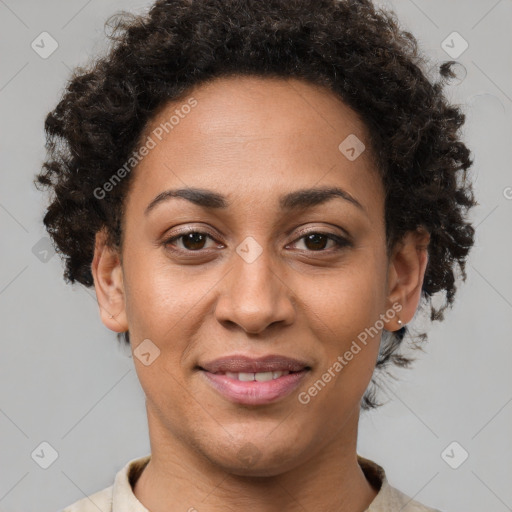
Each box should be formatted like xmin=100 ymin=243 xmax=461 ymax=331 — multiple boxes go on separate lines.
xmin=357 ymin=454 xmax=445 ymax=512
xmin=382 ymin=483 xmax=445 ymax=512
xmin=58 ymin=454 xmax=151 ymax=512
xmin=60 ymin=485 xmax=113 ymax=512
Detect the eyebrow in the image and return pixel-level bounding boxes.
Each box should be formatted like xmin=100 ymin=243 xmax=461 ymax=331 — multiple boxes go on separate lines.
xmin=144 ymin=186 xmax=366 ymax=216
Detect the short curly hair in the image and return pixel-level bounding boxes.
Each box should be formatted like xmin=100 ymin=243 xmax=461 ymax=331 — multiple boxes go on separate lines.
xmin=35 ymin=0 xmax=477 ymax=410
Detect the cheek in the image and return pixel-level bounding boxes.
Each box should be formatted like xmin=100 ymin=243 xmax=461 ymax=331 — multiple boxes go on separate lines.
xmin=293 ymin=256 xmax=386 ymax=396
xmin=122 ymin=246 xmax=209 ymax=340
xmin=298 ymin=258 xmax=387 ymax=339
xmin=121 ymin=250 xmax=200 ymax=416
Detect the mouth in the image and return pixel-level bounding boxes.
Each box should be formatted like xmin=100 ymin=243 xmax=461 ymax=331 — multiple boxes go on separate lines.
xmin=198 ymin=354 xmax=311 ymax=374
xmin=202 ymin=369 xmax=303 ymax=381
xmin=197 ymin=354 xmax=311 ymax=405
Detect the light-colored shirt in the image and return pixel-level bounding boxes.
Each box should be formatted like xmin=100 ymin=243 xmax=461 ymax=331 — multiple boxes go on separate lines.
xmin=61 ymin=454 xmax=443 ymax=511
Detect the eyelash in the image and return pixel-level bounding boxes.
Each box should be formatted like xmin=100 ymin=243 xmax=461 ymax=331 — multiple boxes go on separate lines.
xmin=162 ymin=229 xmax=351 ymax=255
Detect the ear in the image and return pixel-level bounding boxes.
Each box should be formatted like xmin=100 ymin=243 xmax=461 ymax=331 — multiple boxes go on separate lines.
xmin=384 ymin=227 xmax=430 ymax=331
xmin=91 ymin=228 xmax=128 ymax=333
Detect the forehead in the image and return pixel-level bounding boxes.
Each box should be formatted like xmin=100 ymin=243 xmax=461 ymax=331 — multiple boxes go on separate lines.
xmin=126 ymin=75 xmax=383 ymax=218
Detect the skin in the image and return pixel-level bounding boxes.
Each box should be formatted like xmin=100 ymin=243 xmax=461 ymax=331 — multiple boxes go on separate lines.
xmin=92 ymin=75 xmax=430 ymax=512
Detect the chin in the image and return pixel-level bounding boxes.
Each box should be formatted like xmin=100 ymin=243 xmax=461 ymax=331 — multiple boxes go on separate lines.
xmin=206 ymin=438 xmax=305 ymax=477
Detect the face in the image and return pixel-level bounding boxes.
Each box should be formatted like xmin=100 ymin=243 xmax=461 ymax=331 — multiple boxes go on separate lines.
xmin=93 ymin=75 xmax=428 ymax=477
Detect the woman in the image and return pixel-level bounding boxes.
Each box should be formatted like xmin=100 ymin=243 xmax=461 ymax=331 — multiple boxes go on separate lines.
xmin=35 ymin=0 xmax=476 ymax=510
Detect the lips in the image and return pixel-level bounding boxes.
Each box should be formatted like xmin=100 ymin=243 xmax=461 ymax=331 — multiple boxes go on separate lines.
xmin=198 ymin=354 xmax=312 ymax=405
xmin=199 ymin=354 xmax=311 ymax=374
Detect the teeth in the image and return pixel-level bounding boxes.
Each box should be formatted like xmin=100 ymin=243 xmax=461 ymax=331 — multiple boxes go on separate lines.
xmin=224 ymin=371 xmax=291 ymax=381
xmin=255 ymin=372 xmax=274 ymax=382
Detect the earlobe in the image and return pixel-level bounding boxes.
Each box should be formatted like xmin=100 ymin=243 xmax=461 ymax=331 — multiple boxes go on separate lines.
xmin=91 ymin=228 xmax=129 ymax=333
xmin=384 ymin=227 xmax=430 ymax=331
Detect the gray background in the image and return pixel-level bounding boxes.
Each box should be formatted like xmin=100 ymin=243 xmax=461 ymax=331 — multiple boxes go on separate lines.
xmin=1 ymin=0 xmax=511 ymax=511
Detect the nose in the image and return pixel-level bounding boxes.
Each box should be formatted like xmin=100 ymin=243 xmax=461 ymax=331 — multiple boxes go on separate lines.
xmin=214 ymin=245 xmax=296 ymax=334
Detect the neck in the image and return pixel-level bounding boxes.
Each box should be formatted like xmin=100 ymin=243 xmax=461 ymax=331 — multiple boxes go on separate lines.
xmin=133 ymin=406 xmax=378 ymax=512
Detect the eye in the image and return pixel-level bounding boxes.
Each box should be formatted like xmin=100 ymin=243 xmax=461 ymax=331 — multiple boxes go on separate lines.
xmin=163 ymin=230 xmax=220 ymax=252
xmin=162 ymin=229 xmax=350 ymax=254
xmin=289 ymin=231 xmax=350 ymax=252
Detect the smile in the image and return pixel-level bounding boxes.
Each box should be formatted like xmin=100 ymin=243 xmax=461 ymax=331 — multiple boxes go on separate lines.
xmin=200 ymin=368 xmax=310 ymax=405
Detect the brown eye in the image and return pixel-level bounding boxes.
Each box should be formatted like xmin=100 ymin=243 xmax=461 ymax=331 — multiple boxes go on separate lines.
xmin=180 ymin=232 xmax=208 ymax=250
xmin=291 ymin=232 xmax=349 ymax=252
xmin=303 ymin=233 xmax=329 ymax=251
xmin=164 ymin=230 xmax=217 ymax=252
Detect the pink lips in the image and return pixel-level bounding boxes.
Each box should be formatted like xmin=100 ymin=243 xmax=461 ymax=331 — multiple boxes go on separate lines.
xmin=198 ymin=354 xmax=311 ymax=405
xmin=200 ymin=354 xmax=310 ymax=373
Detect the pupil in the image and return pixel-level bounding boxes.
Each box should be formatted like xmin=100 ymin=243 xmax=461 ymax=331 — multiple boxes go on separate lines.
xmin=184 ymin=233 xmax=205 ymax=250
xmin=305 ymin=233 xmax=327 ymax=251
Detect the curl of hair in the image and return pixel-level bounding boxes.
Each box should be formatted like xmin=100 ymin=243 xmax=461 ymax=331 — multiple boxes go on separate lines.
xmin=35 ymin=0 xmax=477 ymax=410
